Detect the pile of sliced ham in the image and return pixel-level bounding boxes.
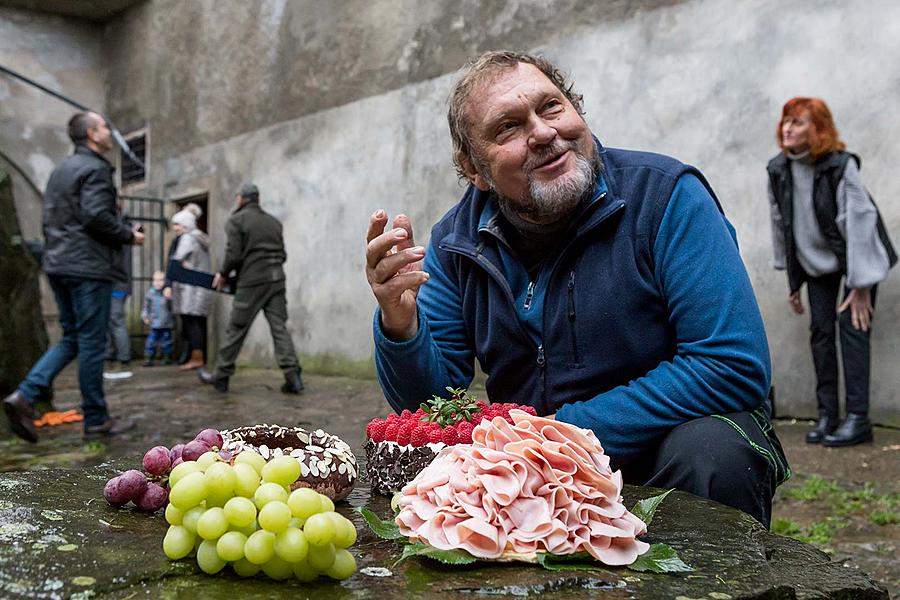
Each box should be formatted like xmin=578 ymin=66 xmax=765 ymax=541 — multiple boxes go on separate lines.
xmin=395 ymin=410 xmax=650 ymax=565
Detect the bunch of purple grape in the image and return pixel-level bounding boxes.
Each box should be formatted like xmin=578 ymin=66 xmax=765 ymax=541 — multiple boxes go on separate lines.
xmin=103 ymin=428 xmax=224 ymax=512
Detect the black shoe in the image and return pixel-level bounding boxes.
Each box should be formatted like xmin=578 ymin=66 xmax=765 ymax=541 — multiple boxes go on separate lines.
xmin=3 ymin=391 xmax=38 ymax=443
xmin=177 ymin=346 xmax=191 ymax=365
xmin=822 ymin=413 xmax=873 ymax=447
xmin=198 ymin=368 xmax=229 ymax=392
xmin=805 ymin=415 xmax=838 ymax=444
xmin=84 ymin=416 xmax=136 ymax=439
xmin=281 ymin=368 xmax=304 ymax=395
xmin=142 ymin=359 xmax=154 ymax=367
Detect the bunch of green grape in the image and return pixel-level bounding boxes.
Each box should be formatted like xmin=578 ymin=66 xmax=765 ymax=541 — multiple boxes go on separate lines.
xmin=162 ymin=450 xmax=357 ymax=581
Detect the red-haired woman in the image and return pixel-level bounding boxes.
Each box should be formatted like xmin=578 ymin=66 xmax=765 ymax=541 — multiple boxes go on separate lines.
xmin=767 ymin=97 xmax=896 ymax=447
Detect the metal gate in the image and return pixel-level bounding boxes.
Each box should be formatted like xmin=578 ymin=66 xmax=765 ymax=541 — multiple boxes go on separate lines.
xmin=120 ymin=194 xmax=168 ymax=355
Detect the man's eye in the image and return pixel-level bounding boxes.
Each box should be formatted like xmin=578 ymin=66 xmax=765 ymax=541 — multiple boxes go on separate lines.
xmin=496 ymin=122 xmax=516 ymax=134
xmin=543 ymin=99 xmax=562 ymax=111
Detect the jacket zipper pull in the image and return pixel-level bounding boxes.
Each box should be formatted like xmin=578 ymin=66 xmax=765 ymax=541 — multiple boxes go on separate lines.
xmin=567 ymin=271 xmax=576 ymax=320
xmin=523 ymin=281 xmax=535 ymax=310
xmin=536 ymin=344 xmax=545 ymax=368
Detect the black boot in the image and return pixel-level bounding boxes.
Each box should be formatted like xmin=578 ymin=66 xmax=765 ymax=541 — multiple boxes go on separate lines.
xmin=822 ymin=413 xmax=873 ymax=447
xmin=177 ymin=344 xmax=191 ymax=365
xmin=805 ymin=414 xmax=838 ymax=444
xmin=198 ymin=368 xmax=229 ymax=392
xmin=281 ymin=368 xmax=304 ymax=394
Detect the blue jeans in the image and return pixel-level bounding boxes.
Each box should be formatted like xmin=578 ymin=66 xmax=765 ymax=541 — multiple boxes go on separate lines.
xmin=19 ymin=275 xmax=112 ymax=428
xmin=144 ymin=328 xmax=173 ymax=357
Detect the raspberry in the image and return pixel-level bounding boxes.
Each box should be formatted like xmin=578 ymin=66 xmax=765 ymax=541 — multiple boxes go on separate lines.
xmin=414 ymin=408 xmax=426 ymax=418
xmin=397 ymin=422 xmax=415 ymax=446
xmin=523 ymin=405 xmax=537 ymax=415
xmin=387 ymin=413 xmax=399 ymax=422
xmin=400 ymin=409 xmax=413 ymax=420
xmin=441 ymin=426 xmax=459 ymax=445
xmin=475 ymin=400 xmax=487 ymax=411
xmin=384 ymin=423 xmax=399 ymax=442
xmin=427 ymin=428 xmax=443 ymax=444
xmin=368 ymin=419 xmax=387 ymax=442
xmin=428 ymin=421 xmax=442 ymax=432
xmin=410 ymin=426 xmax=429 ymax=447
xmin=456 ymin=421 xmax=474 ymax=444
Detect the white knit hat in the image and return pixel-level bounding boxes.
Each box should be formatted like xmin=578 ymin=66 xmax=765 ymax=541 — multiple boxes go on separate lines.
xmin=171 ymin=208 xmax=196 ymax=230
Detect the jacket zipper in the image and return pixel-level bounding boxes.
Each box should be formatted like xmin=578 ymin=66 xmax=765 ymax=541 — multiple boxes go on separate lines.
xmin=523 ymin=281 xmax=535 ymax=310
xmin=566 ymin=270 xmax=582 ymax=366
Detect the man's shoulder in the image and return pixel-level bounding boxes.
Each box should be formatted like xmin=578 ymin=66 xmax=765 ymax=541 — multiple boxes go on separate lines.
xmin=431 ymin=185 xmax=483 ymax=241
xmin=602 ymin=147 xmax=692 ymax=176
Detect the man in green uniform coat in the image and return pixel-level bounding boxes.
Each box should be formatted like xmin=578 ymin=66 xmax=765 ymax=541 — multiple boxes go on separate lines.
xmin=198 ymin=183 xmax=303 ymax=394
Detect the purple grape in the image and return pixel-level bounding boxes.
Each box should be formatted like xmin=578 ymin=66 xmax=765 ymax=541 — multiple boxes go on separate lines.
xmin=119 ymin=469 xmax=148 ymax=500
xmin=170 ymin=457 xmax=184 ymax=468
xmin=143 ymin=445 xmax=171 ymax=476
xmin=181 ymin=440 xmax=210 ymax=462
xmin=103 ymin=476 xmax=130 ymax=506
xmin=133 ymin=482 xmax=169 ymax=512
xmin=169 ymin=443 xmax=185 ymax=463
xmin=217 ymin=450 xmax=233 ymax=462
xmin=194 ymin=428 xmax=223 ymax=449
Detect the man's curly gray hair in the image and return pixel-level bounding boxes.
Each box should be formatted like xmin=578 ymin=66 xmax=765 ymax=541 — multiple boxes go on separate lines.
xmin=447 ymin=51 xmax=585 ymax=180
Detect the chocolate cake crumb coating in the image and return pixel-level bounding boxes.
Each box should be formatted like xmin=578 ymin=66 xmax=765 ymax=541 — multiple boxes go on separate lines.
xmin=364 ymin=439 xmax=444 ymax=496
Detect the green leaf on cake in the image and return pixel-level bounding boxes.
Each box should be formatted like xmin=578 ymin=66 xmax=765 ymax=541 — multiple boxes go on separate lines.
xmin=355 ymin=507 xmax=404 ymax=540
xmin=536 ymin=551 xmax=613 ymax=573
xmin=630 ymin=488 xmax=674 ymax=527
xmin=395 ymin=541 xmax=478 ymax=565
xmin=627 ymin=543 xmax=692 ymax=573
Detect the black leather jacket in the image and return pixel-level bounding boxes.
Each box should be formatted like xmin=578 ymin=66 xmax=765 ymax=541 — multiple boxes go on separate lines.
xmin=41 ymin=146 xmax=133 ymax=282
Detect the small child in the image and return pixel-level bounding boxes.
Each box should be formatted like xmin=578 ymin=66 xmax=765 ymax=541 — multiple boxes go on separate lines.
xmin=142 ymin=271 xmax=174 ymax=366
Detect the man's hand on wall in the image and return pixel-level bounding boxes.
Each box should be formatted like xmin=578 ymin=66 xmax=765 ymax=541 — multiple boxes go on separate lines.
xmin=365 ymin=210 xmax=428 ymax=342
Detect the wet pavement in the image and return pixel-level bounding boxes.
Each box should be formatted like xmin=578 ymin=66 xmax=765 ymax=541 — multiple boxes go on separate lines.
xmin=1 ymin=365 xmax=897 ymax=598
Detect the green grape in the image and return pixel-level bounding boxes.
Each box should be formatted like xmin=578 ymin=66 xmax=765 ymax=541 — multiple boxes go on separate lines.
xmin=258 ymin=501 xmax=292 ymax=533
xmin=224 ymin=496 xmax=257 ymax=528
xmin=216 ymin=530 xmax=247 ymax=562
xmin=234 ymin=451 xmax=267 ymax=474
xmin=231 ymin=522 xmax=258 ymax=537
xmin=326 ymin=548 xmax=357 ymax=580
xmin=292 ymin=559 xmax=317 ymax=582
xmin=326 ymin=512 xmax=357 ymax=549
xmin=165 ymin=503 xmax=184 ymax=526
xmin=233 ymin=463 xmax=261 ymax=497
xmin=197 ymin=507 xmax=229 ymax=540
xmin=319 ymin=493 xmax=335 ymax=513
xmin=169 ymin=461 xmax=202 ymax=487
xmin=196 ymin=538 xmax=226 ymax=574
xmin=254 ymin=482 xmax=289 ymax=509
xmin=261 ymin=555 xmax=294 ymax=580
xmin=287 ymin=487 xmax=321 ymax=520
xmin=205 ymin=462 xmax=237 ymax=496
xmin=197 ymin=451 xmax=219 ymax=471
xmin=181 ymin=506 xmax=205 ymax=534
xmin=162 ymin=525 xmax=195 ymax=560
xmin=232 ymin=557 xmax=261 ymax=577
xmin=288 ymin=516 xmax=306 ymax=529
xmin=306 ymin=542 xmax=336 ymax=572
xmin=169 ymin=472 xmax=209 ymax=510
xmin=260 ymin=455 xmax=301 ymax=486
xmin=303 ymin=513 xmax=336 ymax=546
xmin=244 ymin=530 xmax=276 ymax=564
xmin=274 ymin=527 xmax=309 ymax=562
xmin=204 ymin=489 xmax=232 ymax=508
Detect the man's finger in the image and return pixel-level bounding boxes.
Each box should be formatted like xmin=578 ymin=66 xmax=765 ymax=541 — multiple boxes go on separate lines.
xmin=366 ymin=227 xmax=409 ymax=269
xmin=366 ymin=209 xmax=389 ymax=244
xmin=838 ymin=296 xmax=852 ymax=313
xmin=369 ymin=246 xmax=426 ymax=284
xmin=393 ymin=214 xmax=416 ymax=253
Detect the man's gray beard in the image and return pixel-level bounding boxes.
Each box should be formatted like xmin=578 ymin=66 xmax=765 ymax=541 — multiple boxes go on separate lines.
xmin=486 ymin=142 xmax=599 ymax=223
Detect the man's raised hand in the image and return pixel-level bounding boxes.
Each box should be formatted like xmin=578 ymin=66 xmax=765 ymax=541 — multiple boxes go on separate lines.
xmin=365 ymin=210 xmax=428 ymax=341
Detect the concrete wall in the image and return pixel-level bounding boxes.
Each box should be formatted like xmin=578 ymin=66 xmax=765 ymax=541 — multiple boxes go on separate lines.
xmin=0 ymin=7 xmax=106 ymax=334
xmin=7 ymin=0 xmax=899 ymax=422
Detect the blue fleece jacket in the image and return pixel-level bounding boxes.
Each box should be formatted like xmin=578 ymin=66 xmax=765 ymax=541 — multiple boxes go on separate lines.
xmin=374 ymin=146 xmax=771 ymax=464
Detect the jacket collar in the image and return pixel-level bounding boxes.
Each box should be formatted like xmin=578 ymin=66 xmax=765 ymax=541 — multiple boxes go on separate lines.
xmin=234 ymin=199 xmax=262 ymax=215
xmin=74 ymin=144 xmax=113 ymax=167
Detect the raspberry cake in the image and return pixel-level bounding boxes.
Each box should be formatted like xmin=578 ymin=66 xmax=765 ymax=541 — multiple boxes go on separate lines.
xmin=363 ymin=388 xmax=537 ymax=495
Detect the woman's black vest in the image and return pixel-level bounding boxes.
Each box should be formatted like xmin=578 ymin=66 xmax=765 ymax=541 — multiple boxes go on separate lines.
xmin=767 ymin=151 xmax=896 ymax=292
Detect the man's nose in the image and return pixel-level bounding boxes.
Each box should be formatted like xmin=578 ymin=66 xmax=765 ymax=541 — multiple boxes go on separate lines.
xmin=527 ymin=117 xmax=557 ymax=149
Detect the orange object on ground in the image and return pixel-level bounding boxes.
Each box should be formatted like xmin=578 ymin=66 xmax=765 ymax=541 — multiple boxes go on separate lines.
xmin=33 ymin=409 xmax=84 ymax=427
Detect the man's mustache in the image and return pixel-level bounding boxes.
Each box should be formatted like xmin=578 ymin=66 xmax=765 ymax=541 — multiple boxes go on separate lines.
xmin=524 ymin=139 xmax=579 ymax=171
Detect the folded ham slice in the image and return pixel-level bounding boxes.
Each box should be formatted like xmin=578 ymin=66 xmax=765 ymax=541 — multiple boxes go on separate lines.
xmin=395 ymin=410 xmax=650 ymax=565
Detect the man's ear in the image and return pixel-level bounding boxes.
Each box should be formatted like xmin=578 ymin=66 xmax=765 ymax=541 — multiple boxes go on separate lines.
xmin=457 ymin=151 xmax=491 ymax=191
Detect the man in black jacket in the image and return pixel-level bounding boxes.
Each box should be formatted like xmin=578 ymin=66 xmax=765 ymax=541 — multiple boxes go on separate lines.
xmin=3 ymin=112 xmax=144 ymax=442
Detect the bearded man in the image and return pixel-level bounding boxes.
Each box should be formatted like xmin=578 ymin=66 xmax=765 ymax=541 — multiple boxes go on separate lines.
xmin=365 ymin=51 xmax=788 ymax=526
